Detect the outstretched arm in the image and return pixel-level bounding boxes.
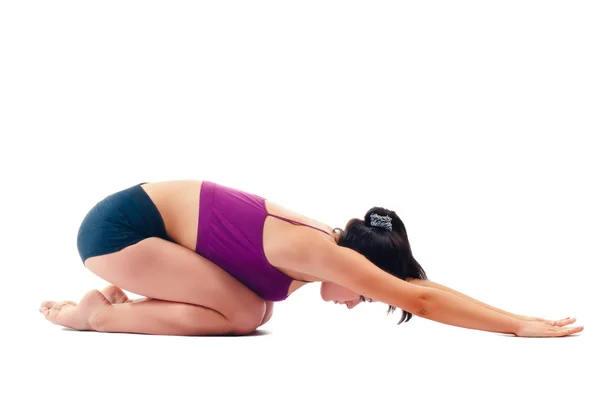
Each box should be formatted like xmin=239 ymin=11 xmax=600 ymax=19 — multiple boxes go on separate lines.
xmin=312 ymin=246 xmax=521 ymax=334
xmin=407 ymin=278 xmax=519 ymax=319
xmin=407 ymin=278 xmax=574 ymax=326
xmin=302 ymin=243 xmax=581 ymax=336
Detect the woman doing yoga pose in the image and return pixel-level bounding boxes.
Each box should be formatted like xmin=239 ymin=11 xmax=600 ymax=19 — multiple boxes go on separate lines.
xmin=39 ymin=180 xmax=583 ymax=337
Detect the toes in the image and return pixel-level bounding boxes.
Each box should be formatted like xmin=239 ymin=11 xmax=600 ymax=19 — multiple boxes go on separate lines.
xmin=40 ymin=292 xmax=109 ymax=331
xmin=101 ymin=285 xmax=129 ymax=304
xmin=39 ymin=301 xmax=60 ymax=314
xmin=46 ymin=304 xmax=78 ymax=327
xmin=40 ymin=300 xmax=76 ymax=312
xmin=45 ymin=307 xmax=60 ymax=321
xmin=51 ymin=301 xmax=71 ymax=311
xmin=51 ymin=301 xmax=63 ymax=310
xmin=43 ymin=303 xmax=69 ymax=323
xmin=40 ymin=300 xmax=55 ymax=309
xmin=39 ymin=300 xmax=76 ymax=322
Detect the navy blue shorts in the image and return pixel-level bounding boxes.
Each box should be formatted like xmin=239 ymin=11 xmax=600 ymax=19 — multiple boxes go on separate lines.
xmin=76 ymin=182 xmax=171 ymax=264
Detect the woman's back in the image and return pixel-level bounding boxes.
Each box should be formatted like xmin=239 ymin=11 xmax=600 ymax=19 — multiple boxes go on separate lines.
xmin=140 ymin=179 xmax=337 ymax=298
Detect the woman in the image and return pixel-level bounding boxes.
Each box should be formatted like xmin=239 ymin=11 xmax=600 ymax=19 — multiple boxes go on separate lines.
xmin=39 ymin=180 xmax=583 ymax=337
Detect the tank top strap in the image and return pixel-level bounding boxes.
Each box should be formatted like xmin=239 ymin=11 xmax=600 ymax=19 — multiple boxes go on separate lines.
xmin=266 ymin=213 xmax=333 ymax=237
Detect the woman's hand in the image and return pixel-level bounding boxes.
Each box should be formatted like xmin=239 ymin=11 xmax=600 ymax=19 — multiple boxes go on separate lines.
xmin=518 ymin=315 xmax=577 ymax=326
xmin=515 ymin=318 xmax=584 ymax=337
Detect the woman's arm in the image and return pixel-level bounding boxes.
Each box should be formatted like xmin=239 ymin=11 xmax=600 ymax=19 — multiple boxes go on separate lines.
xmin=314 ymin=246 xmax=521 ymax=335
xmin=407 ymin=278 xmax=520 ymax=319
xmin=289 ymin=237 xmax=580 ymax=336
xmin=406 ymin=278 xmax=574 ymax=326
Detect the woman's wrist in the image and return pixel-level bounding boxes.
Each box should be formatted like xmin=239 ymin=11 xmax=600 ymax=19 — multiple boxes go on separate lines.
xmin=512 ymin=313 xmax=529 ymax=321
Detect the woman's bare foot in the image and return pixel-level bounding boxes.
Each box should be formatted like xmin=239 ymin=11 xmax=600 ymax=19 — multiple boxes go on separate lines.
xmin=39 ymin=289 xmax=112 ymax=331
xmin=100 ymin=285 xmax=131 ymax=304
xmin=101 ymin=285 xmax=149 ymax=304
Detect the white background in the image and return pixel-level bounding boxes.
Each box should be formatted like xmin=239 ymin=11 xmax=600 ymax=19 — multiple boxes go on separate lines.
xmin=1 ymin=1 xmax=597 ymax=399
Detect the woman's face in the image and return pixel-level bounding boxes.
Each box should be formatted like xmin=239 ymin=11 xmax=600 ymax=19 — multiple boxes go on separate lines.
xmin=320 ymin=281 xmax=373 ymax=309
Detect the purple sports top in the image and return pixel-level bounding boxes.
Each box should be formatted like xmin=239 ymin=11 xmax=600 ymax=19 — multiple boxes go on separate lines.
xmin=195 ymin=181 xmax=332 ymax=302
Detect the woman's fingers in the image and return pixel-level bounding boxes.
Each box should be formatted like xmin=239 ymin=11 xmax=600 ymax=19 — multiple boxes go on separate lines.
xmin=556 ymin=326 xmax=584 ymax=336
xmin=527 ymin=316 xmax=574 ymax=326
xmin=516 ymin=321 xmax=584 ymax=337
xmin=553 ymin=317 xmax=576 ymax=327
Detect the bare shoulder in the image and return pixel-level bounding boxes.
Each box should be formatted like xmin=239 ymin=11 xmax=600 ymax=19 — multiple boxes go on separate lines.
xmin=295 ymin=236 xmax=427 ymax=313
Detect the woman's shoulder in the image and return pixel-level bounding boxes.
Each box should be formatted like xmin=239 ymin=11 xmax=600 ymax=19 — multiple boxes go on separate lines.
xmin=281 ymin=230 xmax=340 ymax=276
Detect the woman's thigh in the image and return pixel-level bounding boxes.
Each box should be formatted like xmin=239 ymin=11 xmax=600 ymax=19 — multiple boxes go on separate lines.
xmin=83 ymin=237 xmax=266 ymax=329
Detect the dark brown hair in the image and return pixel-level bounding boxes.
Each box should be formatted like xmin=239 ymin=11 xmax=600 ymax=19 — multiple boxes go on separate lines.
xmin=336 ymin=206 xmax=428 ymax=324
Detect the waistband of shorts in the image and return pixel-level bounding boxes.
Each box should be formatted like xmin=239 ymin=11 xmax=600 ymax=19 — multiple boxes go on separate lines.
xmin=123 ymin=182 xmax=169 ymax=240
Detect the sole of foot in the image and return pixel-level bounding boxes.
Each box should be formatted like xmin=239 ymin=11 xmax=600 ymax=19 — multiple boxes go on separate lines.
xmin=39 ymin=289 xmax=112 ymax=331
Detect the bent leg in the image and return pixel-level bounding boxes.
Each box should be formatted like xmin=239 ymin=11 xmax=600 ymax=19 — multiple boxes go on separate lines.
xmin=83 ymin=237 xmax=267 ymax=332
xmin=41 ymin=237 xmax=268 ymax=335
xmin=41 ymin=289 xmax=246 ymax=335
xmin=93 ymin=297 xmax=248 ymax=336
xmin=94 ymin=285 xmax=267 ymax=335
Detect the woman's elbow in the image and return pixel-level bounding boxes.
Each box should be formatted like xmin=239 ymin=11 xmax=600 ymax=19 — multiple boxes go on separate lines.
xmin=412 ymin=289 xmax=433 ymax=317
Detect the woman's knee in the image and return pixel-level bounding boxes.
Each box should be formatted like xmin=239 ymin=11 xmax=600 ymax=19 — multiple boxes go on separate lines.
xmin=228 ymin=299 xmax=266 ymax=334
xmin=257 ymin=301 xmax=274 ymax=328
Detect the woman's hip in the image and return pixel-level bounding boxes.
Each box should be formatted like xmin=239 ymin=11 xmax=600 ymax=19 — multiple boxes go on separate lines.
xmin=76 ymin=182 xmax=170 ymax=263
